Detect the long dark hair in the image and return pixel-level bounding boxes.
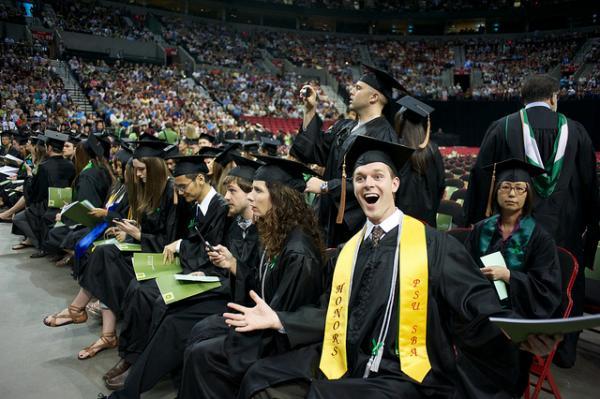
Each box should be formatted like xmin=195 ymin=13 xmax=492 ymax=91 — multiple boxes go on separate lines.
xmin=73 ymin=142 xmax=116 ymax=189
xmin=394 ymin=113 xmax=433 ymax=175
xmin=257 ymin=181 xmax=325 ymax=262
xmin=136 ymin=157 xmax=169 ymax=218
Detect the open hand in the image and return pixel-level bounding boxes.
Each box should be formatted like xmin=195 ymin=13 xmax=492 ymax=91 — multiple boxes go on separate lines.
xmin=223 ymin=290 xmax=283 ymax=333
xmin=162 ymin=239 xmax=181 ymax=263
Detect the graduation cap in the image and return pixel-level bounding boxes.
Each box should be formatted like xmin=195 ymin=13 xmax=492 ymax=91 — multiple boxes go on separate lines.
xmin=114 ymin=146 xmax=133 ymax=167
xmin=359 ymin=64 xmax=407 ymax=102
xmin=44 ymin=130 xmax=69 ymax=151
xmin=214 ymin=143 xmax=241 ymax=167
xmin=228 ymin=154 xmax=264 ymax=182
xmin=336 ymin=135 xmax=414 ymax=224
xmin=197 ymin=146 xmax=221 ymax=158
xmin=132 ymin=134 xmax=171 ymax=159
xmin=259 ymin=137 xmax=281 ymax=156
xmin=253 ymin=155 xmax=315 ymax=192
xmin=83 ymin=134 xmax=105 ymax=158
xmin=1 ymin=130 xmax=12 ymax=139
xmin=30 ymin=134 xmax=47 ymax=146
xmin=68 ymin=134 xmax=82 ymax=144
xmin=226 ymin=139 xmax=260 ymax=153
xmin=483 ymin=158 xmax=546 ymax=217
xmin=395 ymin=95 xmax=435 ymax=149
xmin=199 ymin=133 xmax=216 ymax=144
xmin=183 ymin=136 xmax=199 ymax=145
xmin=13 ymin=131 xmax=29 ymax=145
xmin=169 ymin=155 xmax=209 ymax=177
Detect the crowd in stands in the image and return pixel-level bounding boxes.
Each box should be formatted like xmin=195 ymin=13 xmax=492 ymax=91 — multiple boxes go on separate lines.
xmin=0 ymin=42 xmax=79 ymax=132
xmin=43 ymin=0 xmax=153 ymax=41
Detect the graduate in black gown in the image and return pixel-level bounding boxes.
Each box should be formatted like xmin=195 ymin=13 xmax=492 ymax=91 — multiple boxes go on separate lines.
xmin=392 ymin=96 xmax=445 ymax=227
xmin=233 ymin=136 xmax=561 ymax=399
xmin=291 ymin=65 xmax=404 ymax=247
xmin=102 ymin=153 xmax=230 ymax=388
xmin=177 ymin=155 xmax=326 ymax=399
xmin=42 ymin=137 xmax=178 ymax=360
xmin=458 ymin=159 xmax=562 ymax=398
xmin=464 ymin=74 xmax=600 ymax=367
xmin=43 ymin=134 xmax=113 ymax=257
xmin=16 ymin=130 xmax=75 ymax=257
xmin=103 ymin=155 xmax=263 ymax=397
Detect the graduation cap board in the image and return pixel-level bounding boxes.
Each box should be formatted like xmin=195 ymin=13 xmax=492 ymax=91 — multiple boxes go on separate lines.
xmin=199 ymin=133 xmax=216 ymax=144
xmin=259 ymin=137 xmax=280 ymax=156
xmin=133 ymin=136 xmax=171 ymax=159
xmin=13 ymin=131 xmax=29 ymax=145
xmin=337 ymin=135 xmax=415 ymax=224
xmin=228 ymin=154 xmax=264 ymax=182
xmin=114 ymin=146 xmax=133 ymax=166
xmin=253 ymin=155 xmax=315 ymax=193
xmin=197 ymin=146 xmax=221 ymax=158
xmin=396 ymin=96 xmax=435 ymax=149
xmin=168 ymin=155 xmax=209 ymax=177
xmin=83 ymin=134 xmax=105 ymax=158
xmin=214 ymin=143 xmax=241 ymax=167
xmin=483 ymin=158 xmax=546 ymax=217
xmin=44 ymin=130 xmax=69 ymax=151
xmin=360 ymin=64 xmax=408 ymax=102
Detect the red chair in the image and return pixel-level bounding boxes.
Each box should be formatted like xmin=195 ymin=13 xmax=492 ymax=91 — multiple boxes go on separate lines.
xmin=524 ymin=247 xmax=579 ymax=399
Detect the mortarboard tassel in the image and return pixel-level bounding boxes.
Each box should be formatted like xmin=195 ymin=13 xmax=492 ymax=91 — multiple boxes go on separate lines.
xmin=485 ymin=163 xmax=496 ymax=217
xmin=336 ymin=155 xmax=347 ymax=224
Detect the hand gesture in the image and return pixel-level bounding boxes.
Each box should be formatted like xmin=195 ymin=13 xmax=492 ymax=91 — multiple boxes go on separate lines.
xmin=300 ymin=85 xmax=317 ymax=112
xmin=223 ymin=290 xmax=283 ymax=333
xmin=55 ymin=212 xmax=62 ymax=223
xmin=88 ymin=208 xmax=108 ymax=218
xmin=162 ymin=239 xmax=181 ymax=263
xmin=114 ymin=219 xmax=141 ymax=241
xmin=207 ymin=244 xmax=237 ymax=273
xmin=481 ymin=266 xmax=510 ymax=283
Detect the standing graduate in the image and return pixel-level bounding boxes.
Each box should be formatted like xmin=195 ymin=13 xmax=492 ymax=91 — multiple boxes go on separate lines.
xmin=291 ymin=65 xmax=405 ymax=247
xmin=42 ymin=136 xmax=179 ymax=360
xmin=464 ymin=74 xmax=600 ymax=367
xmin=393 ymin=96 xmax=445 ymax=227
xmin=103 ymin=155 xmax=262 ymax=398
xmin=14 ymin=130 xmax=75 ymax=257
xmin=177 ymin=155 xmax=326 ymax=399
xmin=231 ymin=136 xmax=560 ymax=399
xmin=102 ymin=153 xmax=230 ymax=388
xmin=459 ymin=158 xmax=562 ymax=397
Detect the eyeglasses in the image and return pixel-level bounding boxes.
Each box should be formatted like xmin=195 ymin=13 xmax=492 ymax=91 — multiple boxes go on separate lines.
xmin=498 ymin=183 xmax=527 ymax=195
xmin=175 ymin=181 xmax=194 ymax=193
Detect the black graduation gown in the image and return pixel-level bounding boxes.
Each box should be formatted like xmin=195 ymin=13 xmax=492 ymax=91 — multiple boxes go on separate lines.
xmin=43 ymin=166 xmax=112 ymax=254
xmin=117 ymin=193 xmax=230 ymax=365
xmin=395 ymin=143 xmax=446 ymax=227
xmin=78 ymin=179 xmax=178 ymax=313
xmin=455 ymin=218 xmax=562 ymax=398
xmin=24 ymin=156 xmax=75 ymax=248
xmin=463 ymin=106 xmax=600 ymax=364
xmin=238 ymin=226 xmax=524 ymax=399
xmin=178 ymin=227 xmax=325 ymax=399
xmin=290 ymin=115 xmax=398 ymax=247
xmin=109 ymin=222 xmax=261 ymax=399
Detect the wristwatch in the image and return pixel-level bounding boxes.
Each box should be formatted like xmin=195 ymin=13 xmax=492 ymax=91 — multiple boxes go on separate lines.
xmin=320 ymin=181 xmax=329 ymax=193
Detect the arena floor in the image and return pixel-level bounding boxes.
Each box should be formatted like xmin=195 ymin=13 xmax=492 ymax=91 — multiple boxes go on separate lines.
xmin=0 ymin=222 xmax=598 ymax=399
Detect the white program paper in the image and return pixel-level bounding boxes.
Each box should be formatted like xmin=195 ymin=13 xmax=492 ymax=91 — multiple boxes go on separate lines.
xmin=480 ymin=251 xmax=509 ymax=300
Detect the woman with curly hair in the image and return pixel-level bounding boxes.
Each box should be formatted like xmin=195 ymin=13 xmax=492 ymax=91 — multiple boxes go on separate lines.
xmin=176 ymin=155 xmax=326 ymax=399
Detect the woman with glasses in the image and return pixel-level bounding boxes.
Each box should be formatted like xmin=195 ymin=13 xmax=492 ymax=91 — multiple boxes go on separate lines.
xmin=459 ymin=158 xmax=562 ymax=397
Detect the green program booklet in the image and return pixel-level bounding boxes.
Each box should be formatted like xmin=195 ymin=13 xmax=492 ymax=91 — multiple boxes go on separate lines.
xmin=156 ymin=274 xmax=221 ymax=305
xmin=61 ymin=200 xmax=102 ymax=227
xmin=48 ymin=187 xmax=72 ymax=208
xmin=132 ymin=253 xmax=182 ymax=281
xmin=93 ymin=238 xmax=142 ymax=252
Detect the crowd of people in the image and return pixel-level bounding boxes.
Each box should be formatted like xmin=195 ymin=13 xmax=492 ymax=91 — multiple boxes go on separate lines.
xmin=1 ymin=60 xmax=598 ymax=398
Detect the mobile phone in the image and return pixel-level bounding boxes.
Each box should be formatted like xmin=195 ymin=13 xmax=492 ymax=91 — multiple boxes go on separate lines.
xmin=194 ymin=227 xmax=216 ymax=252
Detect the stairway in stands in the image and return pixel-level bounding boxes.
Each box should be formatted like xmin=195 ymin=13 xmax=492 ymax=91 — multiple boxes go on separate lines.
xmin=50 ymin=60 xmax=95 ymax=115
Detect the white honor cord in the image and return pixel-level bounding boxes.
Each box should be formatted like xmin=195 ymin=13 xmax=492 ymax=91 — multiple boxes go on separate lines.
xmin=259 ymin=249 xmax=268 ymax=299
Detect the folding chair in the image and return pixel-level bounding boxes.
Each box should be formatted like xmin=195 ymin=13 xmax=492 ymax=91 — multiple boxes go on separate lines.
xmin=524 ymin=247 xmax=579 ymax=399
xmin=584 ymin=244 xmax=600 ymax=314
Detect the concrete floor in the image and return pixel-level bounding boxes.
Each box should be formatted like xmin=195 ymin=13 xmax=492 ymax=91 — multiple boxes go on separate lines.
xmin=0 ymin=223 xmax=599 ymax=398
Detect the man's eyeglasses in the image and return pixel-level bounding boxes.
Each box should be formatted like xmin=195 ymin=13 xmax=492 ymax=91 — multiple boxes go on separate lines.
xmin=498 ymin=183 xmax=527 ymax=195
xmin=175 ymin=181 xmax=194 ymax=193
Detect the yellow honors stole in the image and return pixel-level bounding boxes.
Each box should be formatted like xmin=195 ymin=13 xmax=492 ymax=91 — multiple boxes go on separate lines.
xmin=319 ymin=215 xmax=431 ymax=382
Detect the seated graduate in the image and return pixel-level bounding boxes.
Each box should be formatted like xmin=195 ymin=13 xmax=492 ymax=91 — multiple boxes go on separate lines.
xmin=0 ymin=131 xmax=31 ymax=212
xmin=0 ymin=132 xmax=35 ymax=223
xmin=228 ymin=136 xmax=561 ymax=399
xmin=177 ymin=155 xmax=326 ymax=399
xmin=102 ymin=152 xmax=230 ymax=388
xmin=392 ymin=96 xmax=445 ymax=227
xmin=456 ymin=158 xmax=562 ymax=398
xmin=103 ymin=154 xmax=263 ymax=398
xmin=42 ymin=136 xmax=179 ymax=360
xmin=13 ymin=130 xmax=75 ymax=258
xmin=43 ymin=134 xmax=114 ymax=259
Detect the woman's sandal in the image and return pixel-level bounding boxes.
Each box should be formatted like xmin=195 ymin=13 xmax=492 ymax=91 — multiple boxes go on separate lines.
xmin=78 ymin=332 xmax=118 ymax=360
xmin=43 ymin=305 xmax=88 ymax=327
xmin=11 ymin=242 xmax=33 ymax=250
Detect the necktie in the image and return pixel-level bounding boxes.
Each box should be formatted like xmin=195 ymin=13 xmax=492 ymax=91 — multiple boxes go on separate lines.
xmin=370 ymin=225 xmax=385 ymax=248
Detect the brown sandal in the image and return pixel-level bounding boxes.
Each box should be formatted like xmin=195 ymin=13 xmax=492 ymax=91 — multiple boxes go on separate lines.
xmin=43 ymin=305 xmax=88 ymax=327
xmin=78 ymin=332 xmax=118 ymax=360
